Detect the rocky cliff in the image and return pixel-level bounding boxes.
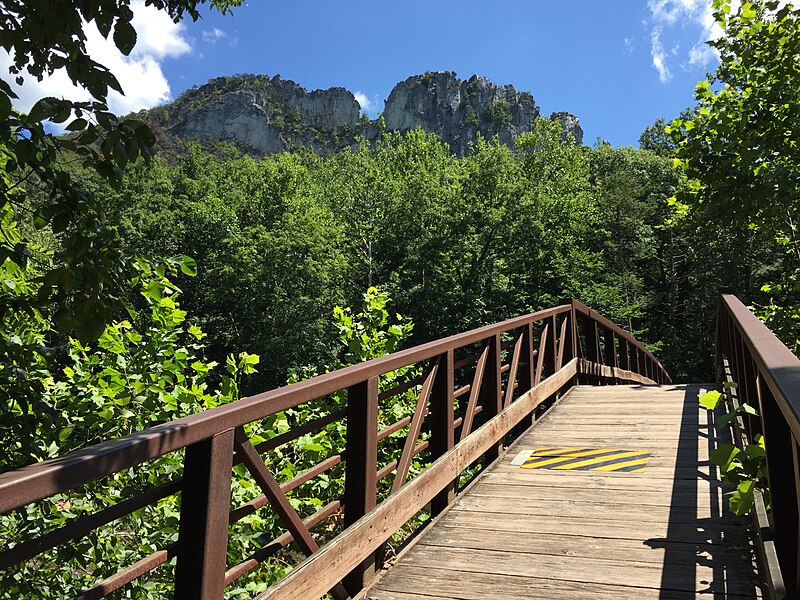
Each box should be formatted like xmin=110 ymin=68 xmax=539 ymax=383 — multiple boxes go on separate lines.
xmin=141 ymin=72 xmax=583 ymax=157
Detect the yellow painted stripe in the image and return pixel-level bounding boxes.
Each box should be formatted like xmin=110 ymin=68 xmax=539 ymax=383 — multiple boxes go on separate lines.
xmin=529 ymin=447 xmax=584 ymax=457
xmin=522 ymin=454 xmax=592 ymax=469
xmin=526 ymin=448 xmax=617 ymax=463
xmin=592 ymin=457 xmax=651 ymax=472
xmin=550 ymin=451 xmax=648 ymax=470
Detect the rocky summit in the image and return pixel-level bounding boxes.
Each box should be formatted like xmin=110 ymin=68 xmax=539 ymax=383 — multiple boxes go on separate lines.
xmin=140 ymin=72 xmax=583 ymax=157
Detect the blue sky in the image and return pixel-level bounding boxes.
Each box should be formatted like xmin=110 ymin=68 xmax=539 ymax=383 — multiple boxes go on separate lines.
xmin=8 ymin=1 xmax=724 ymax=147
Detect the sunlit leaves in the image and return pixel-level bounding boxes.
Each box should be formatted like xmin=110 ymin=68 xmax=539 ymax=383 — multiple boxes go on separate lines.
xmin=699 ymin=389 xmax=722 ymax=410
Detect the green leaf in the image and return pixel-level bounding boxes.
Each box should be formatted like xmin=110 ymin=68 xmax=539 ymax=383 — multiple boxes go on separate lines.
xmin=188 ymin=325 xmax=206 ymax=340
xmin=711 ymin=444 xmax=740 ymax=468
xmin=728 ymin=486 xmax=755 ymax=515
xmin=58 ymin=427 xmax=73 ymax=442
xmin=738 ymin=402 xmax=758 ymax=416
xmin=699 ymin=390 xmax=722 ymax=410
xmin=113 ymin=20 xmax=137 ymax=55
xmin=179 ymin=255 xmax=197 ymax=276
xmin=717 ymin=411 xmax=735 ymax=429
xmin=66 ymin=118 xmax=88 ymax=131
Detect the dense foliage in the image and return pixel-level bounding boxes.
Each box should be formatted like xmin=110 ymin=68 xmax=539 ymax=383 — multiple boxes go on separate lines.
xmin=669 ymin=0 xmax=800 ymax=349
xmin=49 ymin=122 xmax=737 ymax=390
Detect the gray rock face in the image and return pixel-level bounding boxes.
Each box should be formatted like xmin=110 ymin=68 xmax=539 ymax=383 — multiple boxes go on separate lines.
xmin=148 ymin=72 xmax=583 ymax=156
xmin=380 ymin=72 xmax=542 ymax=155
xmin=169 ymin=75 xmax=361 ymax=155
xmin=549 ymin=112 xmax=584 ymax=145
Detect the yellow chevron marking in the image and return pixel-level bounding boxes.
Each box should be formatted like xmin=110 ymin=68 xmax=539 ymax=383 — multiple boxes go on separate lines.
xmin=550 ymin=451 xmax=647 ymax=470
xmin=523 ymin=449 xmax=618 ymax=469
xmin=528 ymin=447 xmax=584 ymax=457
xmin=592 ymin=457 xmax=651 ymax=472
xmin=525 ymin=448 xmax=619 ymax=465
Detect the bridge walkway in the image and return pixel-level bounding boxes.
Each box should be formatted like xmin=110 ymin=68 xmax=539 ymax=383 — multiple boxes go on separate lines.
xmin=364 ymin=384 xmax=764 ymax=599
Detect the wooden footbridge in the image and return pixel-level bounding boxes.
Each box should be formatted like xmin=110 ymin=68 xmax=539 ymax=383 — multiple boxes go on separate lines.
xmin=1 ymin=296 xmax=797 ymax=599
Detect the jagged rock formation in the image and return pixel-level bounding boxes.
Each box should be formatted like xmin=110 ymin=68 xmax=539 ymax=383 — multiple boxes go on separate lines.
xmin=379 ymin=72 xmax=540 ymax=154
xmin=140 ymin=72 xmax=583 ymax=157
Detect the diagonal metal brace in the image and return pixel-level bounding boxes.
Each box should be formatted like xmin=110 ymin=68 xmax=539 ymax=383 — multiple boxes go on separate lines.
xmin=233 ymin=428 xmax=350 ymax=600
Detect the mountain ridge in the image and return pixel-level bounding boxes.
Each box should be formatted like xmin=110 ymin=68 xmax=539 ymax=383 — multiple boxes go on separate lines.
xmin=138 ymin=71 xmax=583 ymax=157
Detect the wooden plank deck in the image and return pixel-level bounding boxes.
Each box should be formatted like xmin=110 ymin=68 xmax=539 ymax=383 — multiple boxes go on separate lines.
xmin=364 ymin=384 xmax=764 ymax=599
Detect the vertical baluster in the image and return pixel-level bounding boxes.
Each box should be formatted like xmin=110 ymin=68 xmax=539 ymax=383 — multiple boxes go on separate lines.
xmin=715 ymin=297 xmax=726 ymax=384
xmin=758 ymin=376 xmax=800 ymax=596
xmin=431 ymin=350 xmax=455 ymax=516
xmin=344 ymin=376 xmax=378 ymax=594
xmin=585 ymin=316 xmax=599 ymax=385
xmin=617 ymin=336 xmax=629 ymax=372
xmin=568 ymin=301 xmax=579 ymax=362
xmin=175 ymin=429 xmax=235 ymax=600
xmin=732 ymin=329 xmax=751 ymax=439
xmin=634 ymin=347 xmax=641 ymax=377
xmin=603 ymin=328 xmax=617 ymax=383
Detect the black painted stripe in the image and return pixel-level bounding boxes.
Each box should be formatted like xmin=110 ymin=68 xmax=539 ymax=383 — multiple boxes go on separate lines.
xmin=573 ymin=453 xmax=651 ymax=471
xmin=524 ymin=449 xmax=637 ymax=469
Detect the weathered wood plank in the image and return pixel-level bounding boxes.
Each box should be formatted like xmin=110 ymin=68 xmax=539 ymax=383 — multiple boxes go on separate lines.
xmin=390 ymin=546 xmax=760 ymax=593
xmin=362 ymin=383 xmax=763 ymax=600
xmin=366 ymin=565 xmax=763 ymax=600
xmin=450 ymin=494 xmax=721 ymax=521
xmin=466 ymin=482 xmax=722 ymax=508
xmin=434 ymin=509 xmax=752 ymax=543
xmin=416 ymin=526 xmax=755 ymax=566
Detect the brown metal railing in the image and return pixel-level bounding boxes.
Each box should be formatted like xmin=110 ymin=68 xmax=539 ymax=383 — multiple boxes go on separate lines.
xmin=716 ymin=293 xmax=800 ymax=600
xmin=0 ymin=299 xmax=668 ymax=600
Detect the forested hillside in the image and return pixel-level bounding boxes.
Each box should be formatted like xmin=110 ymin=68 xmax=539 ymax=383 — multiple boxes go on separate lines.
xmin=29 ymin=120 xmax=767 ymax=393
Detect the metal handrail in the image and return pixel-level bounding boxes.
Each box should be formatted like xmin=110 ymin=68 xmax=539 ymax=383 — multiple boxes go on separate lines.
xmin=0 ymin=299 xmax=668 ymax=599
xmin=717 ymin=293 xmax=800 ymax=599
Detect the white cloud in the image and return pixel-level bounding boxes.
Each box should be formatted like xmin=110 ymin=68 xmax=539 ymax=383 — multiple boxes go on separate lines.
xmin=623 ymin=37 xmax=634 ymax=54
xmin=354 ymin=91 xmax=372 ymax=111
xmin=1 ymin=0 xmax=191 ymax=119
xmin=647 ymin=0 xmax=720 ymax=79
xmin=202 ymin=27 xmax=237 ymax=45
xmin=651 ymin=28 xmax=672 ymax=82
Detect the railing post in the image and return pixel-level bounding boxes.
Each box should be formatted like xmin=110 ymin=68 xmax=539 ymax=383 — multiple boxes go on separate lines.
xmin=431 ymin=350 xmax=455 ymax=515
xmin=344 ymin=376 xmax=379 ymax=594
xmin=175 ymin=429 xmax=234 ymax=600
xmin=483 ymin=333 xmax=503 ymax=463
xmin=563 ymin=302 xmax=578 ymax=389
